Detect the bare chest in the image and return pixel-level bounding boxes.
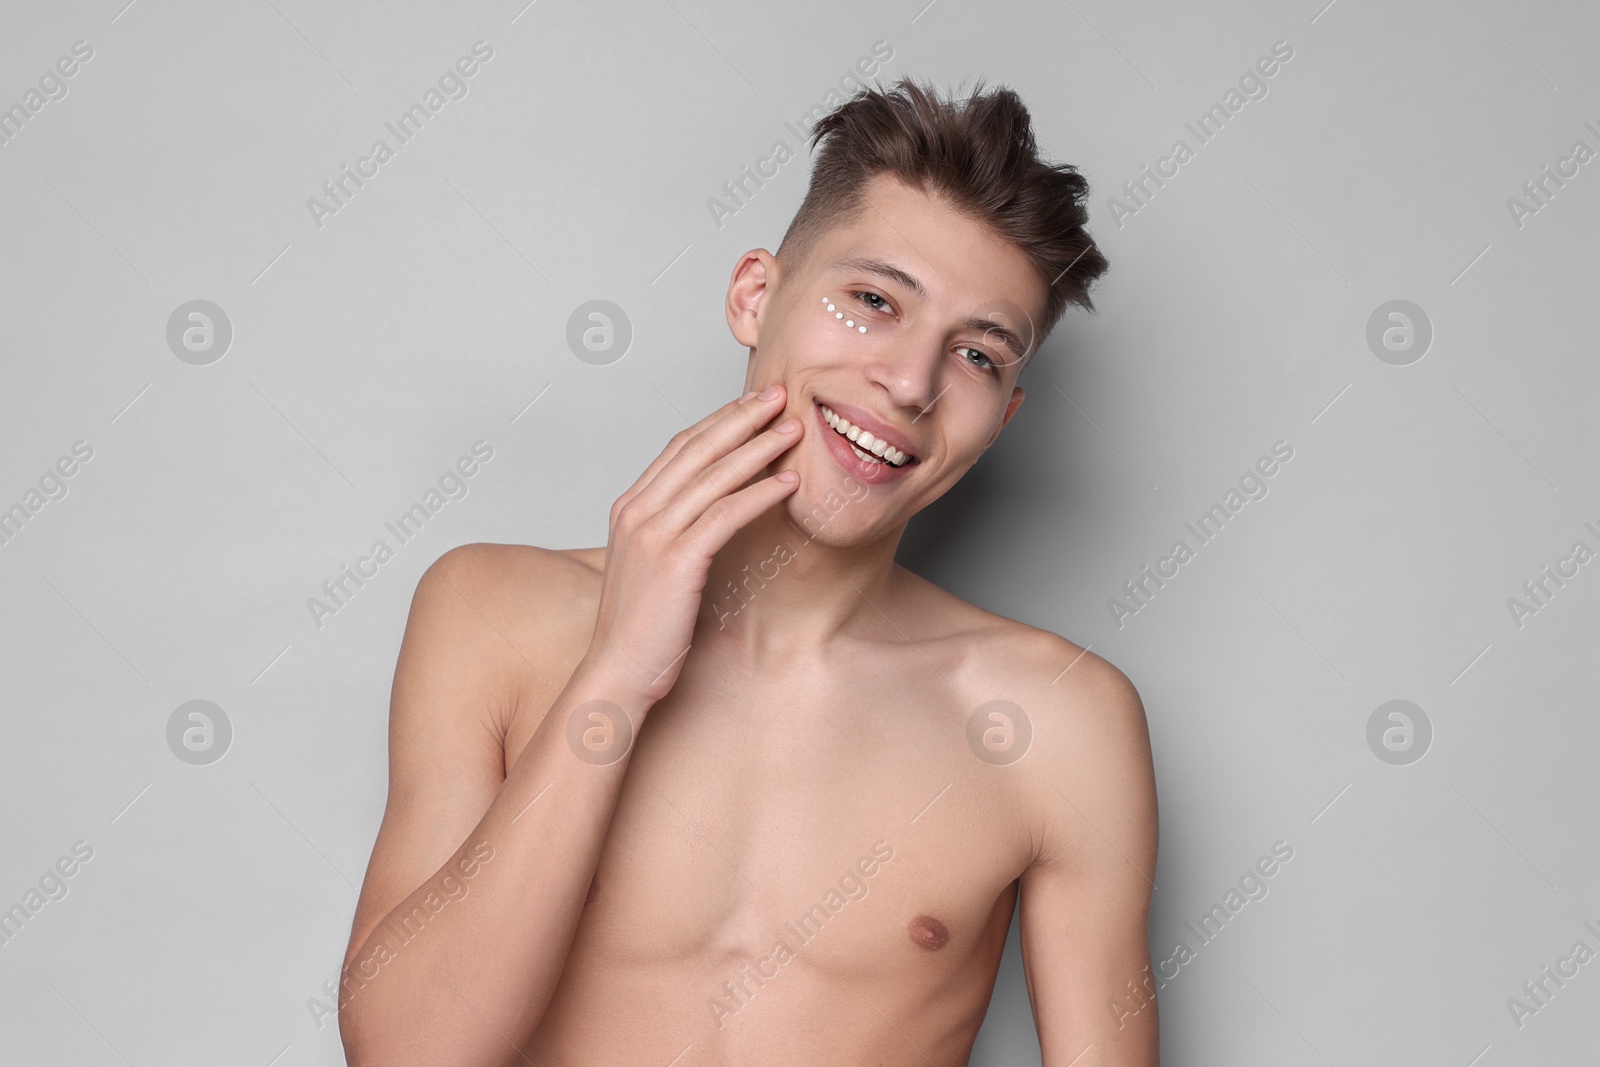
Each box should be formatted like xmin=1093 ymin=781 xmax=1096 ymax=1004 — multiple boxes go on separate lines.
xmin=506 ymin=651 xmax=1035 ymax=979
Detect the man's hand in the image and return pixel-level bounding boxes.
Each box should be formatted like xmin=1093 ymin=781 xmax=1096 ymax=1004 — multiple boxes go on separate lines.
xmin=587 ymin=383 xmax=803 ymax=703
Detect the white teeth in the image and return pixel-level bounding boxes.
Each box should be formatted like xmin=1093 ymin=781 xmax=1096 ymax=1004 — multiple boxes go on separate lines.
xmin=819 ymin=405 xmax=911 ymax=467
xmin=850 ymin=443 xmax=884 ymax=464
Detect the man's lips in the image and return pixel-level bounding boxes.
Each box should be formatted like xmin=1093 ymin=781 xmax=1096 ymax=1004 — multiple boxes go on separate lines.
xmin=811 ymin=402 xmax=918 ymax=483
xmin=812 ymin=398 xmax=921 ymax=466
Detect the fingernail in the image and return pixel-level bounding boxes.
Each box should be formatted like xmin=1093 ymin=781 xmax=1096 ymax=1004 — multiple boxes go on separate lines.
xmin=738 ymin=390 xmax=758 ymax=404
xmin=776 ymin=418 xmax=799 ymax=433
xmin=758 ymin=385 xmax=781 ymax=401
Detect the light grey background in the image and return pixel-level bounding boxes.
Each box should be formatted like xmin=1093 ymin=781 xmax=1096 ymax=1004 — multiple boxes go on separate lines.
xmin=1 ymin=0 xmax=1595 ymax=1063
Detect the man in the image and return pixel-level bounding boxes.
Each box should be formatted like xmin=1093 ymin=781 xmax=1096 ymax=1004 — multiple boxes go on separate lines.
xmin=338 ymin=77 xmax=1158 ymax=1066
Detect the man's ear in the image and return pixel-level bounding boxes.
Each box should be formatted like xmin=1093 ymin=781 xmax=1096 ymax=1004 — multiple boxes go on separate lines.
xmin=726 ymin=249 xmax=776 ymax=349
xmin=984 ymin=388 xmax=1025 ymax=450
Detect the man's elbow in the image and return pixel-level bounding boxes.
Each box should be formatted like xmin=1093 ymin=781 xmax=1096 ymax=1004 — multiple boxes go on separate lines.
xmin=335 ymin=960 xmax=394 ymax=1067
xmin=335 ymin=987 xmax=372 ymax=1066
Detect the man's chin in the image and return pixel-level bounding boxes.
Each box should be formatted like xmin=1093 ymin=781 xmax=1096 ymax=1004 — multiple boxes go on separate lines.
xmin=779 ymin=482 xmax=888 ymax=549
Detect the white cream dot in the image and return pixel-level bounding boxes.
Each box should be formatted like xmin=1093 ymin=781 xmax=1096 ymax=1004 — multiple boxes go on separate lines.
xmin=845 ymin=320 xmax=854 ymax=327
xmin=858 ymin=325 xmax=867 ymax=333
xmin=835 ymin=312 xmax=843 ymax=319
xmin=827 ymin=304 xmax=835 ymax=311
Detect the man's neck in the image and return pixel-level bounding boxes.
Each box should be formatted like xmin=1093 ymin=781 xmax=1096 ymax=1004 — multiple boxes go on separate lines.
xmin=695 ymin=502 xmax=906 ymax=666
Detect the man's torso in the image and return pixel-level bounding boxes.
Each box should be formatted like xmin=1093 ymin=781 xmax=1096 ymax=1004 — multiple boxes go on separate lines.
xmin=479 ymin=544 xmax=1073 ymax=1065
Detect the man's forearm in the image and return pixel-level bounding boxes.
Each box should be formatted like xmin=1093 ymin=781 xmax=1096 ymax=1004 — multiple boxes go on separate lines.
xmin=339 ymin=658 xmax=650 ymax=1067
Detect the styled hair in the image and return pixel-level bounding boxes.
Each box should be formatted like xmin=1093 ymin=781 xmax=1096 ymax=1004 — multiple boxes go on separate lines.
xmin=777 ymin=76 xmax=1109 ymax=348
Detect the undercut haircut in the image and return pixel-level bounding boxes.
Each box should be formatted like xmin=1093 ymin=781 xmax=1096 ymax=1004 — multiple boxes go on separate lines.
xmin=777 ymin=76 xmax=1110 ymax=347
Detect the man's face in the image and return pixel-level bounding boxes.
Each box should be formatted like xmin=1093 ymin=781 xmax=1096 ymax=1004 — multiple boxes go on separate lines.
xmin=725 ymin=171 xmax=1049 ymax=544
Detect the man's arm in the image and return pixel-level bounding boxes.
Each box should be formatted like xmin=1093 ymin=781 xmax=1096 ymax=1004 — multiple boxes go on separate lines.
xmin=1017 ymin=646 xmax=1160 ymax=1065
xmin=338 ymin=388 xmax=805 ymax=1065
xmin=337 ymin=543 xmax=648 ymax=1067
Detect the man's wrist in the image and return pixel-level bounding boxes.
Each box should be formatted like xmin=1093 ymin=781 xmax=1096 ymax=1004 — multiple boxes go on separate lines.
xmin=570 ymin=650 xmax=664 ymax=720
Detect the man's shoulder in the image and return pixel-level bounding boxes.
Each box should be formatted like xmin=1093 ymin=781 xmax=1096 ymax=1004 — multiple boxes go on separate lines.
xmin=415 ymin=541 xmax=605 ymax=659
xmin=990 ymin=621 xmax=1140 ymax=730
xmin=891 ymin=574 xmax=1155 ymax=875
xmin=931 ymin=593 xmax=1155 ymax=853
xmin=425 ymin=540 xmax=604 ymax=592
xmin=904 ymin=572 xmax=1144 ymax=745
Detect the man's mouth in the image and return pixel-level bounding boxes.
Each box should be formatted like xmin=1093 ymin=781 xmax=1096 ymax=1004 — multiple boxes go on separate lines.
xmin=817 ymin=403 xmax=918 ymax=468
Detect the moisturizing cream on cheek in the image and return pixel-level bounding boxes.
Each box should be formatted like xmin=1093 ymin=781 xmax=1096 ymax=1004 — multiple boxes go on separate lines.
xmin=823 ymin=296 xmax=868 ymax=333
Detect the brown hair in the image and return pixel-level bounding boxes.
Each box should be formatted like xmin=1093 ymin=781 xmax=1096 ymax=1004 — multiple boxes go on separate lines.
xmin=777 ymin=76 xmax=1109 ymax=348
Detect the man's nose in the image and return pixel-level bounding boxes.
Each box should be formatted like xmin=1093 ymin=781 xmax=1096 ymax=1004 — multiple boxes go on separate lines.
xmin=864 ymin=330 xmax=944 ymax=412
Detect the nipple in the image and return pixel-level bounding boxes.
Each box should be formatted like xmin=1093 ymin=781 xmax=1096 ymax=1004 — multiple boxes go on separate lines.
xmin=907 ymin=913 xmax=949 ymax=951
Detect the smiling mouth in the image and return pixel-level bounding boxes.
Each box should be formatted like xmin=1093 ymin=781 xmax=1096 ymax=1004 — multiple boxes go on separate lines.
xmin=817 ymin=403 xmax=918 ymax=468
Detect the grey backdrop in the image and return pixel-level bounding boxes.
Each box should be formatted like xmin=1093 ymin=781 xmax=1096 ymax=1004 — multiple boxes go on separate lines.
xmin=2 ymin=0 xmax=1595 ymax=1063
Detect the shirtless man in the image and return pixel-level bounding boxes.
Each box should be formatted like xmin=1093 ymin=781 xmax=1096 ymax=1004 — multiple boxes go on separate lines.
xmin=337 ymin=78 xmax=1158 ymax=1066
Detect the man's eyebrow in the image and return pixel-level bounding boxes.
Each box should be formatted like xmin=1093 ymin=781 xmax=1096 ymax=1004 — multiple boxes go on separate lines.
xmin=963 ymin=316 xmax=1029 ymax=363
xmin=834 ymin=255 xmax=1032 ymax=362
xmin=833 ymin=256 xmax=928 ymax=301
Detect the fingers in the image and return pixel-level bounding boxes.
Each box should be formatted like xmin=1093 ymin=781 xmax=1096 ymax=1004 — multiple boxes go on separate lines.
xmin=680 ymin=467 xmax=801 ymax=560
xmin=621 ymin=386 xmax=791 ymax=523
xmin=612 ymin=391 xmax=755 ymax=520
xmin=653 ymin=415 xmax=800 ymax=536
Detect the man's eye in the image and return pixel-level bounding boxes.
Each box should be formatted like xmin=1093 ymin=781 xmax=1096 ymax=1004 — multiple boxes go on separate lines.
xmin=960 ymin=347 xmax=998 ymax=374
